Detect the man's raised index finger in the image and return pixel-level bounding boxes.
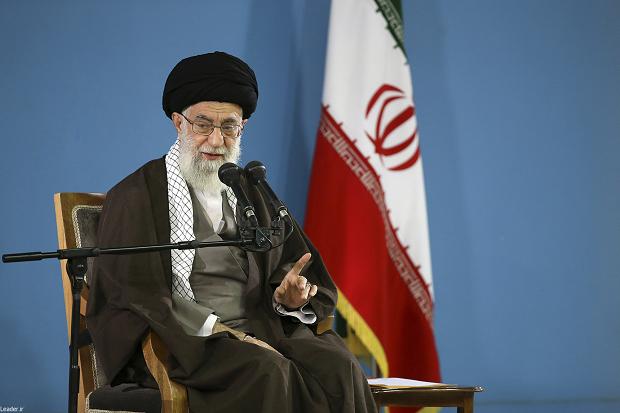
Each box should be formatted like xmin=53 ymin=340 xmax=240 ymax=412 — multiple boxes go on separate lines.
xmin=292 ymin=252 xmax=312 ymax=274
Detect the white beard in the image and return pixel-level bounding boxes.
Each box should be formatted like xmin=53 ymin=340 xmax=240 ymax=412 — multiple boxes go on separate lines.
xmin=178 ymin=131 xmax=241 ymax=195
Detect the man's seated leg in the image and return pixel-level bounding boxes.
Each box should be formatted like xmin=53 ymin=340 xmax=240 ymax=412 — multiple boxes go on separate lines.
xmin=172 ymin=334 xmax=332 ymax=413
xmin=276 ymin=327 xmax=378 ymax=413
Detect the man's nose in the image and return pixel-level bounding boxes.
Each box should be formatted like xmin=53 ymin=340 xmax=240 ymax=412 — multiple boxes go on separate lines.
xmin=207 ymin=127 xmax=224 ymax=147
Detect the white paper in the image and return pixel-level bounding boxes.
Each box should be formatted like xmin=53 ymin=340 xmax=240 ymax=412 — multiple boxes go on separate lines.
xmin=367 ymin=377 xmax=449 ymax=388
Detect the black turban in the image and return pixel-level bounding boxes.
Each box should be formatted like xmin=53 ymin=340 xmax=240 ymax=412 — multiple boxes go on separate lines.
xmin=162 ymin=51 xmax=258 ymax=119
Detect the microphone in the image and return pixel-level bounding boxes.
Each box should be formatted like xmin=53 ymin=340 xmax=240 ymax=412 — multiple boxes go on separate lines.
xmin=218 ymin=163 xmax=259 ymax=227
xmin=244 ymin=160 xmax=292 ymax=224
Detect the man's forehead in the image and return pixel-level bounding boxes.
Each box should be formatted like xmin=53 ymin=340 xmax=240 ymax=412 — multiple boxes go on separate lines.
xmin=188 ymin=101 xmax=243 ymax=118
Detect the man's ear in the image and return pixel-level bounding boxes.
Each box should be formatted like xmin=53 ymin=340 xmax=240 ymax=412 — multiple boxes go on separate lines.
xmin=172 ymin=112 xmax=183 ymax=133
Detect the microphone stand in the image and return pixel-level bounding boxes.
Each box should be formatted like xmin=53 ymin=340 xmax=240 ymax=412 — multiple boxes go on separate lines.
xmin=2 ymin=217 xmax=293 ymax=413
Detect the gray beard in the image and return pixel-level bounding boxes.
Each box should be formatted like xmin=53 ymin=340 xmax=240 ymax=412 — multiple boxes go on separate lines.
xmin=178 ymin=133 xmax=241 ymax=195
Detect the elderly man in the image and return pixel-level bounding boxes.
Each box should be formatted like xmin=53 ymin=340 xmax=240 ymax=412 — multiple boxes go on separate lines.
xmin=86 ymin=52 xmax=377 ymax=412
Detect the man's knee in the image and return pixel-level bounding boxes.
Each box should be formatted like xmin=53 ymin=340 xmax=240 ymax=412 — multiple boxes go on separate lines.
xmin=327 ymin=348 xmax=364 ymax=377
xmin=246 ymin=347 xmax=294 ymax=386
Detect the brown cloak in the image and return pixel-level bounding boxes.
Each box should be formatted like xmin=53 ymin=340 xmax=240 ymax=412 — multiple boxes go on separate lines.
xmin=86 ymin=157 xmax=377 ymax=413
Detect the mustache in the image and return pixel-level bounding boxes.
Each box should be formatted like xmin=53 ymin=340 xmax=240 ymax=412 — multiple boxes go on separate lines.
xmin=197 ymin=145 xmax=228 ymax=155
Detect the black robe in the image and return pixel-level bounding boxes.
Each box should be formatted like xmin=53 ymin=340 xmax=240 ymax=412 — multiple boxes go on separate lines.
xmin=86 ymin=157 xmax=377 ymax=412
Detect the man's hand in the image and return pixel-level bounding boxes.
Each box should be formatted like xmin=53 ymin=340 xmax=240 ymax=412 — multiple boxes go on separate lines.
xmin=213 ymin=321 xmax=282 ymax=355
xmin=212 ymin=321 xmax=246 ymax=340
xmin=273 ymin=253 xmax=318 ymax=310
xmin=243 ymin=336 xmax=282 ymax=356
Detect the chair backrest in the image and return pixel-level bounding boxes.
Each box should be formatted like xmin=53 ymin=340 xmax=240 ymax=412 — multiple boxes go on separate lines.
xmin=54 ymin=192 xmax=106 ymax=412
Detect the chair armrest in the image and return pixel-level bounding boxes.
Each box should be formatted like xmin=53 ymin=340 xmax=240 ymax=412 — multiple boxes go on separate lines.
xmin=317 ymin=314 xmax=335 ymax=335
xmin=142 ymin=331 xmax=189 ymax=413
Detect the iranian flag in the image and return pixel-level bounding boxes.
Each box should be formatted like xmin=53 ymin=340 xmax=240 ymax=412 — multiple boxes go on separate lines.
xmin=305 ymin=0 xmax=441 ymax=389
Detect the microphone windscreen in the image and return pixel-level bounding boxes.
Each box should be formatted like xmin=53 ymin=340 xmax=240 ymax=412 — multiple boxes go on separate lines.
xmin=218 ymin=163 xmax=242 ymax=187
xmin=244 ymin=160 xmax=267 ymax=184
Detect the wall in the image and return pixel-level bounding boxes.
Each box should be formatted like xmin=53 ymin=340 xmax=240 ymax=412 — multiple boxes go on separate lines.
xmin=0 ymin=1 xmax=618 ymax=412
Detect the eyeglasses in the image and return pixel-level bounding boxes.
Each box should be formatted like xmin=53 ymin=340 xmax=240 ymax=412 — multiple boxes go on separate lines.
xmin=180 ymin=114 xmax=243 ymax=139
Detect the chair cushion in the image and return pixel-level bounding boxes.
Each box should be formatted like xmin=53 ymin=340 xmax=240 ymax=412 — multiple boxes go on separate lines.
xmin=71 ymin=204 xmax=102 ymax=285
xmin=86 ymin=383 xmax=161 ymax=413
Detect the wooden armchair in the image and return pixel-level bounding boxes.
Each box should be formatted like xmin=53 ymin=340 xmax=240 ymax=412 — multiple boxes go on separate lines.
xmin=54 ymin=192 xmax=188 ymax=413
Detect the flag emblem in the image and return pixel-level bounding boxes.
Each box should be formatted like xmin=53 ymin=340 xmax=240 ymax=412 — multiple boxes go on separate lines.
xmin=365 ymin=83 xmax=421 ymax=172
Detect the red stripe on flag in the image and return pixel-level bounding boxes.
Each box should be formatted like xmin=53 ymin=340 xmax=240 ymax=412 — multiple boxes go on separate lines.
xmin=306 ymin=107 xmax=440 ymax=383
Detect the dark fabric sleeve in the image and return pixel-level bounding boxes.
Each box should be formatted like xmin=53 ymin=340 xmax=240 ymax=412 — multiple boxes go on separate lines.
xmin=86 ymin=182 xmax=153 ymax=382
xmin=86 ymin=166 xmax=231 ymax=384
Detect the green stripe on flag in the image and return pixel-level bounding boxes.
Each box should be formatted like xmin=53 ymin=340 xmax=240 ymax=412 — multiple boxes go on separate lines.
xmin=374 ymin=0 xmax=406 ymax=56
